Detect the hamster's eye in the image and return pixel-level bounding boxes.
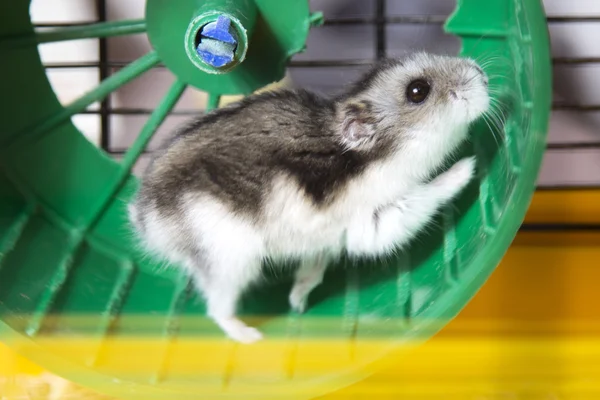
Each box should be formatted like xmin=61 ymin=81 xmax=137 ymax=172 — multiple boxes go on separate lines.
xmin=406 ymin=79 xmax=431 ymax=104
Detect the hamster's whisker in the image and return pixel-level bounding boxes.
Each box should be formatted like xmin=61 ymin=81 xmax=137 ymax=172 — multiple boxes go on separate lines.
xmin=482 ymin=114 xmax=501 ymax=149
xmin=486 ymin=102 xmax=507 ymax=135
xmin=476 ymin=57 xmax=501 ymax=69
xmin=474 ymin=55 xmax=511 ymax=72
xmin=483 ymin=111 xmax=512 ymax=185
xmin=478 ymin=55 xmax=515 ymax=72
xmin=466 ymin=33 xmax=500 ymax=57
xmin=485 ymin=111 xmax=505 ymax=135
xmin=489 ymin=104 xmax=508 ymax=127
xmin=487 ymin=96 xmax=506 ymax=110
xmin=488 ymin=94 xmax=513 ymax=116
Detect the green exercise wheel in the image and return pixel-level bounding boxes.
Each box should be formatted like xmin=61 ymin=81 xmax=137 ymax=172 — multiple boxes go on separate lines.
xmin=0 ymin=0 xmax=551 ymax=398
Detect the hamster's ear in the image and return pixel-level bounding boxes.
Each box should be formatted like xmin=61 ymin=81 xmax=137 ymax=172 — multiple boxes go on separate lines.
xmin=338 ymin=100 xmax=377 ymax=149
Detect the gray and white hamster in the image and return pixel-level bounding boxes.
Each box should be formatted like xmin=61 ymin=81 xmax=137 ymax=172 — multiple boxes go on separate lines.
xmin=128 ymin=52 xmax=490 ymax=344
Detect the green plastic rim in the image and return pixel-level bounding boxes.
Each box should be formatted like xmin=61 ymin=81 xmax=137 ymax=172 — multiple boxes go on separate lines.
xmin=0 ymin=0 xmax=551 ymax=398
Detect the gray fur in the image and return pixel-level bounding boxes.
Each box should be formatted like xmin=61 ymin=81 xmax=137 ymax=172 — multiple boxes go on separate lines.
xmin=137 ymin=89 xmax=377 ymax=216
xmin=134 ymin=67 xmax=397 ymax=220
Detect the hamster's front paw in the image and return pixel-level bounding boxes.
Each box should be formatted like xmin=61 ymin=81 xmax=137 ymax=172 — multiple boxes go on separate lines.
xmin=433 ymin=156 xmax=476 ymax=193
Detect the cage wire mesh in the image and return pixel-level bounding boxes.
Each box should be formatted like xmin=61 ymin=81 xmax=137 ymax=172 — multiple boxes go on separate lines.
xmin=32 ymin=0 xmax=599 ymax=228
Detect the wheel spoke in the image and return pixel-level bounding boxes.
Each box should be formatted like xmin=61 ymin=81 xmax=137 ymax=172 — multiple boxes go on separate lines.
xmin=26 ymin=248 xmax=78 ymax=336
xmin=121 ymin=79 xmax=187 ymax=172
xmin=1 ymin=51 xmax=161 ymax=153
xmin=0 ymin=204 xmax=36 ymax=273
xmin=206 ymin=93 xmax=221 ymax=111
xmin=18 ymin=82 xmax=186 ymax=329
xmin=66 ymin=51 xmax=160 ymax=122
xmin=87 ymin=259 xmax=136 ymax=366
xmin=1 ymin=19 xmax=146 ymax=48
xmin=152 ymin=274 xmax=191 ymax=383
xmin=83 ymin=79 xmax=186 ymax=229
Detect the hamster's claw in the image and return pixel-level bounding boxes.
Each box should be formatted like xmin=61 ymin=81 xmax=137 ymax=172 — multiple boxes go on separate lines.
xmin=289 ymin=290 xmax=308 ymax=314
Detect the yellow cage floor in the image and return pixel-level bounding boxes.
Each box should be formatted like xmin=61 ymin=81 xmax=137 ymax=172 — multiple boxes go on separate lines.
xmin=2 ymin=189 xmax=600 ymax=399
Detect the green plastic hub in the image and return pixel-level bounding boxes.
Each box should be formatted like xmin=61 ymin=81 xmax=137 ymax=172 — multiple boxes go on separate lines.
xmin=146 ymin=0 xmax=315 ymax=94
xmin=0 ymin=0 xmax=551 ymax=398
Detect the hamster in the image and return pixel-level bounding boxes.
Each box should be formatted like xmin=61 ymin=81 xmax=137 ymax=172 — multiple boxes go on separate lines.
xmin=128 ymin=52 xmax=490 ymax=344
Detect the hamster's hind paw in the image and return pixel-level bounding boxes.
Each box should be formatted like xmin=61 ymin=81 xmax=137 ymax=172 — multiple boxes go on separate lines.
xmin=230 ymin=326 xmax=264 ymax=344
xmin=289 ymin=289 xmax=308 ymax=314
xmin=216 ymin=317 xmax=264 ymax=344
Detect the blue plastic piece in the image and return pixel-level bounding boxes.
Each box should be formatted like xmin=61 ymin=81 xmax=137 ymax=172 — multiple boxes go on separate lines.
xmin=201 ymin=15 xmax=236 ymax=43
xmin=196 ymin=15 xmax=238 ymax=68
xmin=197 ymin=42 xmax=235 ymax=67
